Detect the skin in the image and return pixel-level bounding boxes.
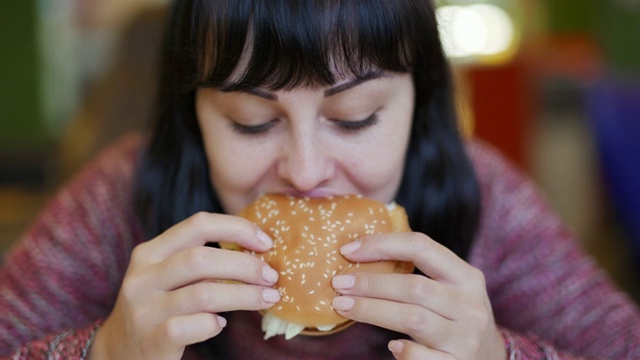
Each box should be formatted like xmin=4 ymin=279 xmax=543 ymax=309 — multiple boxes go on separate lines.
xmin=90 ymin=72 xmax=506 ymax=359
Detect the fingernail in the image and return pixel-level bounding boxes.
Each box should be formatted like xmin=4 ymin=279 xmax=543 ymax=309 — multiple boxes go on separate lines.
xmin=257 ymin=230 xmax=273 ymax=249
xmin=216 ymin=315 xmax=227 ymax=328
xmin=340 ymin=241 xmax=361 ymax=255
xmin=262 ymin=288 xmax=281 ymax=303
xmin=332 ymin=275 xmax=355 ymax=290
xmin=332 ymin=296 xmax=355 ymax=311
xmin=388 ymin=340 xmax=404 ymax=357
xmin=262 ymin=265 xmax=278 ymax=283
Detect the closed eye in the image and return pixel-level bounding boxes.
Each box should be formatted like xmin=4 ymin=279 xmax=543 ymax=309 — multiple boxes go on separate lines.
xmin=332 ymin=111 xmax=380 ymax=133
xmin=230 ymin=109 xmax=381 ymax=135
xmin=231 ymin=119 xmax=278 ymax=135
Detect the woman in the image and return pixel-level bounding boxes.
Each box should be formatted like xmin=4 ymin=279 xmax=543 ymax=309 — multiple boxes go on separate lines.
xmin=1 ymin=0 xmax=639 ymax=359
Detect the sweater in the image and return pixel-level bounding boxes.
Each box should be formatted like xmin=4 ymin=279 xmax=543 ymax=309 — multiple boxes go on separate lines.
xmin=1 ymin=133 xmax=639 ymax=359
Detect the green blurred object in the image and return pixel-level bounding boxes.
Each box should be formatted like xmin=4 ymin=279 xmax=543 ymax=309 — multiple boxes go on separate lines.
xmin=0 ymin=0 xmax=50 ymax=186
xmin=543 ymin=0 xmax=599 ymax=33
xmin=0 ymin=0 xmax=46 ymax=149
xmin=594 ymin=1 xmax=640 ymax=76
xmin=543 ymin=0 xmax=640 ymax=75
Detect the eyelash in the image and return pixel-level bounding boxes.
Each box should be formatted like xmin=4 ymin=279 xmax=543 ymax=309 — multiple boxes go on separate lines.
xmin=231 ymin=120 xmax=277 ymax=135
xmin=231 ymin=113 xmax=380 ymax=136
xmin=333 ymin=113 xmax=380 ymax=132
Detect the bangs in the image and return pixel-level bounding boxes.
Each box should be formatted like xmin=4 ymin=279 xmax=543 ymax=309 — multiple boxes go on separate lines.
xmin=190 ymin=0 xmax=419 ymax=91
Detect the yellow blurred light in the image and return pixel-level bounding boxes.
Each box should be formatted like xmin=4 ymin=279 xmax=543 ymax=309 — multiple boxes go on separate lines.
xmin=437 ymin=4 xmax=519 ymax=64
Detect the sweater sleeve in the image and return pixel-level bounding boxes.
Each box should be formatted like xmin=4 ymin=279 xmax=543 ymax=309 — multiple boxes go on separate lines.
xmin=0 ymin=320 xmax=102 ymax=360
xmin=467 ymin=140 xmax=640 ymax=359
xmin=0 ymin=134 xmax=145 ymax=358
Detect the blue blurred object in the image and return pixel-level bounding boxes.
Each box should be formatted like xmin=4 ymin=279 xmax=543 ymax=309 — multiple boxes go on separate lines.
xmin=588 ymin=75 xmax=640 ymax=266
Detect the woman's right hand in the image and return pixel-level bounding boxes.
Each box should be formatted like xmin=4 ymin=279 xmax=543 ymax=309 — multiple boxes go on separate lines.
xmin=89 ymin=212 xmax=280 ymax=360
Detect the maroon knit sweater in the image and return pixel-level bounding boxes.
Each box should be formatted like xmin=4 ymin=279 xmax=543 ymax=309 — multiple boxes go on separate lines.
xmin=1 ymin=134 xmax=639 ymax=359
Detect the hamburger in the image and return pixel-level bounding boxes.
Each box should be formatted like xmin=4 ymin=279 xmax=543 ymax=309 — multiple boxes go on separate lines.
xmin=221 ymin=194 xmax=413 ymax=340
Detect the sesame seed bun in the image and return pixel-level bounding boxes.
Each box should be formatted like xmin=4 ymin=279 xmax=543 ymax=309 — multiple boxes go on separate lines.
xmin=222 ymin=194 xmax=413 ymax=339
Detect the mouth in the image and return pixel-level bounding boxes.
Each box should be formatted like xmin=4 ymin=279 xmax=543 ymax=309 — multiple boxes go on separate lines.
xmin=277 ymin=189 xmax=340 ymax=198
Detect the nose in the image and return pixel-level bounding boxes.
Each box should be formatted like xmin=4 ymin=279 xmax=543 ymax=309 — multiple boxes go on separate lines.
xmin=276 ymin=129 xmax=334 ymax=193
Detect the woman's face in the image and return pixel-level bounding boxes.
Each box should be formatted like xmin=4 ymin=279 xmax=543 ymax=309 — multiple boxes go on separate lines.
xmin=195 ymin=72 xmax=414 ymax=215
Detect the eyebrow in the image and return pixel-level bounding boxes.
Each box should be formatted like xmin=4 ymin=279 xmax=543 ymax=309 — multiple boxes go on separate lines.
xmin=223 ymin=72 xmax=384 ymax=101
xmin=324 ymin=72 xmax=383 ymax=97
xmin=243 ymin=88 xmax=277 ymax=100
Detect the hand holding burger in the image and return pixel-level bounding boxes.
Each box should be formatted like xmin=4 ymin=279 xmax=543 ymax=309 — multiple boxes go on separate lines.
xmin=222 ymin=194 xmax=413 ymax=340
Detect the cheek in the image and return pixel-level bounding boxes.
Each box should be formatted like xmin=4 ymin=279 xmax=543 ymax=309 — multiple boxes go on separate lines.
xmin=202 ymin=131 xmax=275 ymax=214
xmin=343 ymin=128 xmax=409 ymax=201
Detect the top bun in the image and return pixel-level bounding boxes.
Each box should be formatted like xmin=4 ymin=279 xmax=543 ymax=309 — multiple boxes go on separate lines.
xmin=230 ymin=194 xmax=413 ymax=339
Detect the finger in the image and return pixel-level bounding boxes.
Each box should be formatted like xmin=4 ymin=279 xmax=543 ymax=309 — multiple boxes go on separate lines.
xmin=154 ymin=246 xmax=278 ymax=290
xmin=340 ymin=232 xmax=473 ymax=284
xmin=147 ymin=312 xmax=226 ymax=358
xmin=332 ymin=272 xmax=459 ymax=320
xmin=146 ymin=213 xmax=273 ymax=261
xmin=163 ymin=282 xmax=281 ymax=315
xmin=332 ymin=295 xmax=453 ymax=349
xmin=388 ymin=339 xmax=454 ymax=360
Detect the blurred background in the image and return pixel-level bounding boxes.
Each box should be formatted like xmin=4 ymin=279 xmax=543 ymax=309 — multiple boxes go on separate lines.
xmin=1 ymin=0 xmax=639 ymax=302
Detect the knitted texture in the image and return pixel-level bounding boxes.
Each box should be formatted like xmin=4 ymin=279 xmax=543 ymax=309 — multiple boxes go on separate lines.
xmin=467 ymin=141 xmax=640 ymax=359
xmin=0 ymin=135 xmax=144 ymax=359
xmin=0 ymin=134 xmax=639 ymax=359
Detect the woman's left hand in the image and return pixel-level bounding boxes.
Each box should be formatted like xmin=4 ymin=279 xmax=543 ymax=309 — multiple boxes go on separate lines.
xmin=331 ymin=232 xmax=506 ymax=360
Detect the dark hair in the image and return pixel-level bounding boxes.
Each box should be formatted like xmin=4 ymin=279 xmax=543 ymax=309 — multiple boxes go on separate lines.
xmin=135 ymin=0 xmax=481 ymax=259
